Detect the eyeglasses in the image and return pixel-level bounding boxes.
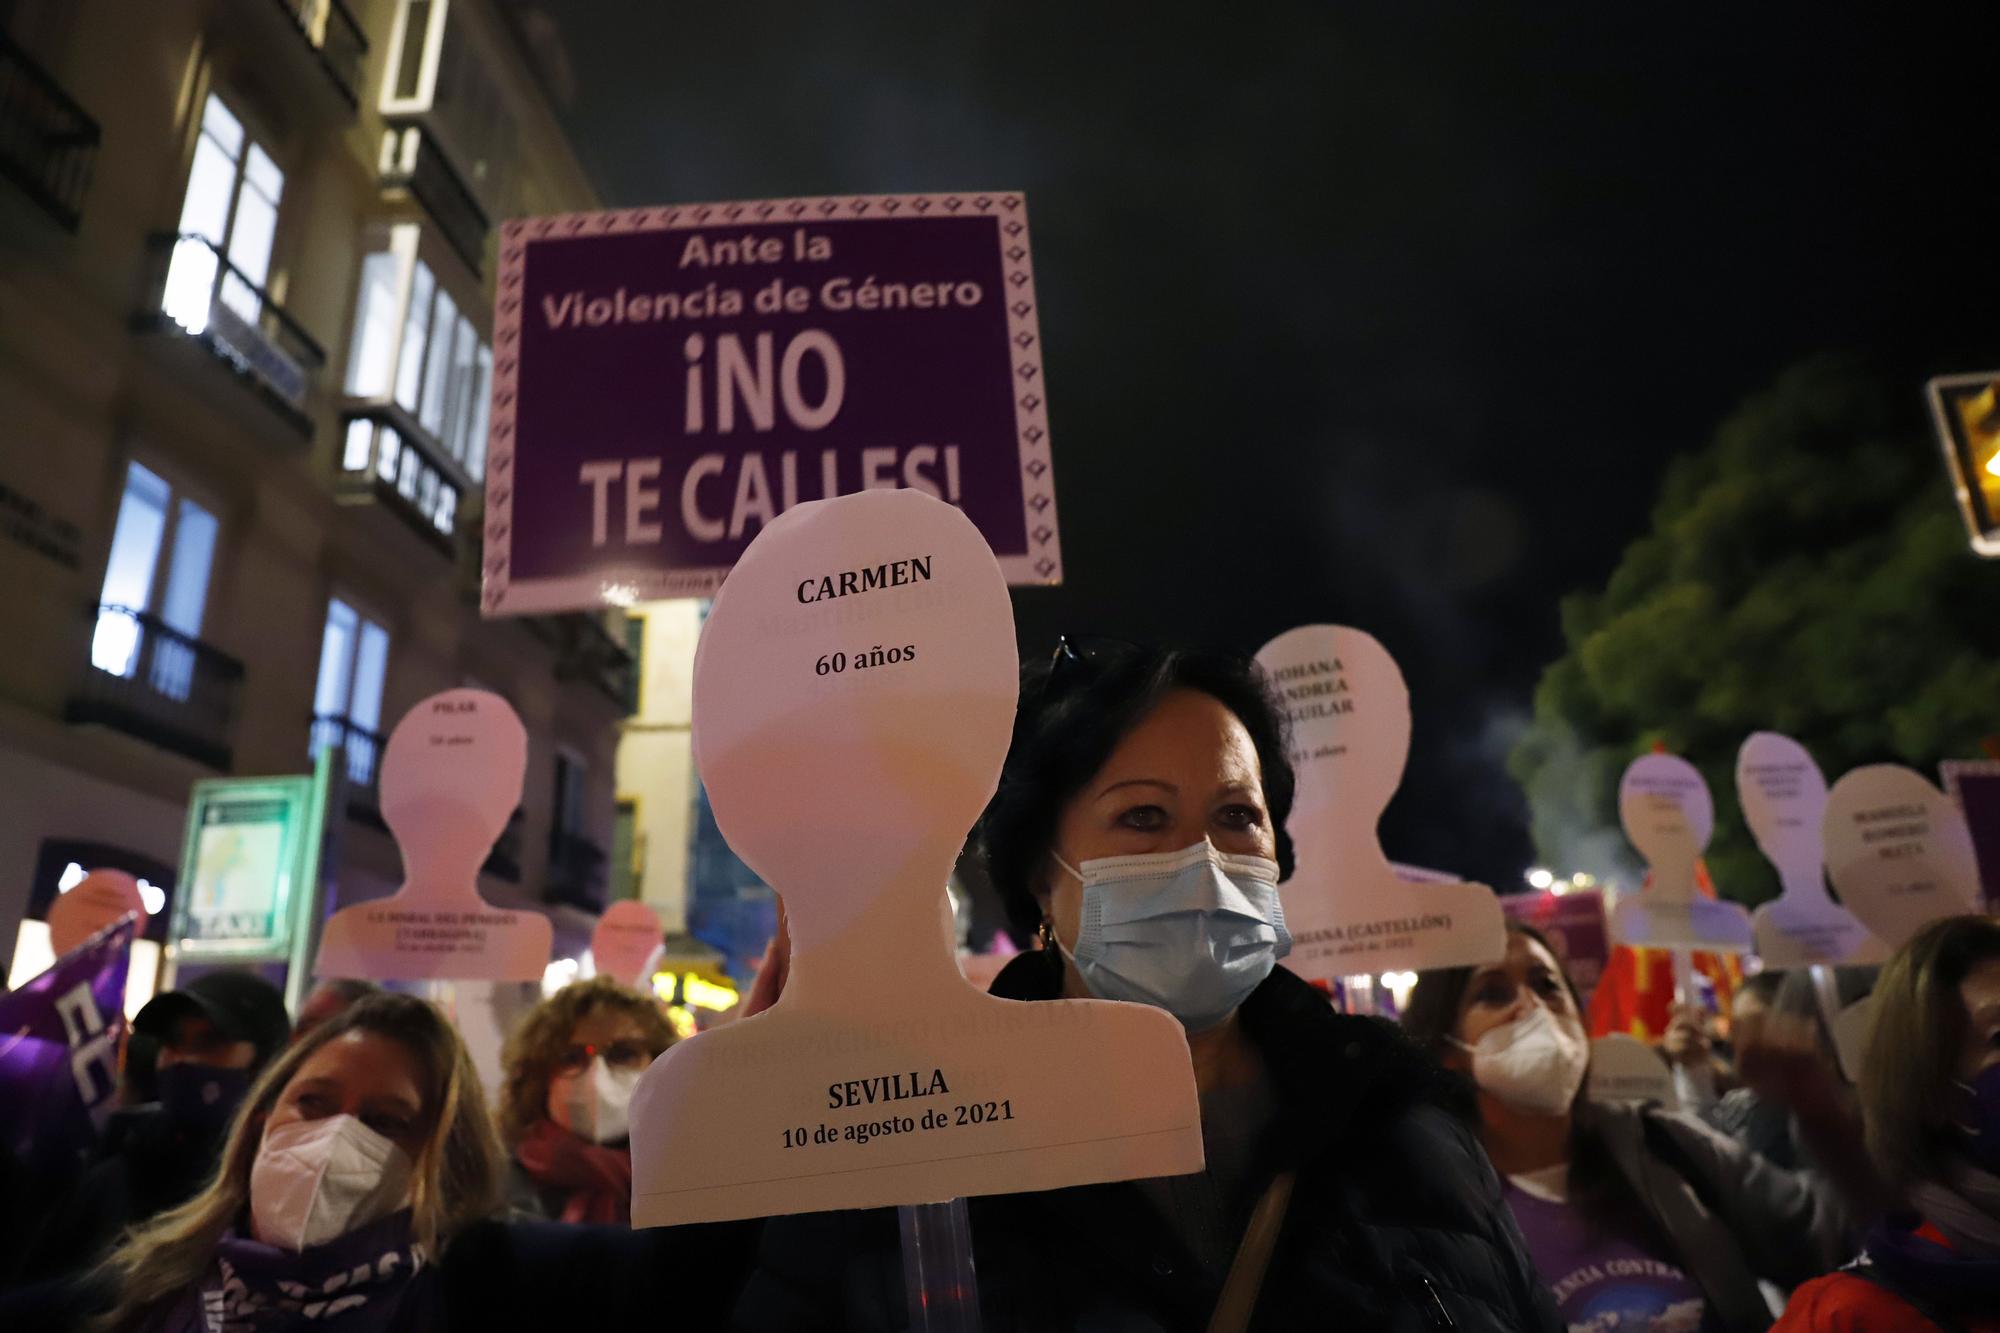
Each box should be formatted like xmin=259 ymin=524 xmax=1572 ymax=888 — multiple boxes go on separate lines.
xmin=553 ymin=1039 xmax=653 ymax=1076
xmin=1041 ymin=633 xmax=1143 ymax=702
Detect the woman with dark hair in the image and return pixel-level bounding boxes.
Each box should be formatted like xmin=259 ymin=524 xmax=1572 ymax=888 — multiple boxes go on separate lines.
xmin=738 ymin=639 xmax=1560 ymax=1331
xmin=1404 ymin=920 xmax=1869 ymax=1331
xmin=498 ymin=977 xmax=675 ymax=1224
xmin=1775 ymin=913 xmax=2000 ymax=1331
xmin=83 ymin=992 xmax=503 ymax=1332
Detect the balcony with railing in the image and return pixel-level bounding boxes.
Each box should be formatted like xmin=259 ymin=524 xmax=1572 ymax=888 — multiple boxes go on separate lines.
xmin=338 ymin=407 xmax=461 ymax=555
xmin=380 ymin=121 xmax=490 ymax=277
xmin=69 ymin=605 xmax=244 ymax=769
xmin=546 ymin=829 xmax=608 ymax=913
xmin=0 ymin=32 xmax=98 ymax=231
xmin=309 ymin=713 xmax=386 ymax=823
xmin=227 ymin=0 xmax=368 ymax=118
xmin=137 ymin=231 xmax=326 ymax=436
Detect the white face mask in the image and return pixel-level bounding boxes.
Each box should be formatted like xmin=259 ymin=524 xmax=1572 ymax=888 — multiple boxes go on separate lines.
xmin=250 ymin=1114 xmax=414 ymax=1253
xmin=548 ymin=1058 xmax=641 ymax=1145
xmin=1454 ymin=1002 xmax=1589 ymax=1117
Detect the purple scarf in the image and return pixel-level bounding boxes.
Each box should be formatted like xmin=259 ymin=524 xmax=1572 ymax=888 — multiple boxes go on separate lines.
xmin=141 ymin=1211 xmax=434 ymax=1333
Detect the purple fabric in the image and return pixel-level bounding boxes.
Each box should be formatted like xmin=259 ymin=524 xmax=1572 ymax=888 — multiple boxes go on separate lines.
xmin=1504 ymin=1182 xmax=1714 ymax=1332
xmin=0 ymin=915 xmax=132 ymax=1172
xmin=141 ymin=1211 xmax=432 ymax=1333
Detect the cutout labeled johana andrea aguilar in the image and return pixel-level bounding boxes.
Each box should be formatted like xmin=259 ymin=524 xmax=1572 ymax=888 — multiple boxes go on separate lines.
xmin=1610 ymin=753 xmax=1753 ymax=953
xmin=629 ymin=488 xmax=1200 ymax=1227
xmin=313 ymin=690 xmax=552 ymax=983
xmin=1736 ymin=732 xmax=1886 ymax=968
xmin=1253 ymin=625 xmax=1505 ymax=980
xmin=481 ymin=193 xmax=1062 ymax=615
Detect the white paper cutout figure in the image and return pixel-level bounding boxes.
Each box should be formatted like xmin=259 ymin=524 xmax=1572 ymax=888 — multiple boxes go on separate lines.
xmin=1737 ymin=733 xmax=1887 ymax=968
xmin=1253 ymin=625 xmax=1505 ymax=980
xmin=1611 ymin=753 xmax=1753 ymax=953
xmin=629 ymin=489 xmax=1202 ymax=1227
xmin=48 ymin=870 xmax=144 ymax=958
xmin=591 ymin=900 xmax=665 ymax=989
xmin=1587 ymin=1033 xmax=1679 ymax=1108
xmin=1823 ymin=764 xmax=1981 ymax=952
xmin=315 ymin=689 xmax=552 ymax=982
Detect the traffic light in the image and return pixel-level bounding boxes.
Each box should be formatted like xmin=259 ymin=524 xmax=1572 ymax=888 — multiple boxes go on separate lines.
xmin=1927 ymin=372 xmax=2000 ymax=557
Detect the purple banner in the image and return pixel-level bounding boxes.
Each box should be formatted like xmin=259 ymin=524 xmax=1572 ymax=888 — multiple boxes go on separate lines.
xmin=1943 ymin=761 xmax=2000 ymax=910
xmin=0 ymin=914 xmax=132 ymax=1172
xmin=1502 ymin=889 xmax=1611 ymax=1002
xmin=483 ymin=193 xmax=1060 ymax=613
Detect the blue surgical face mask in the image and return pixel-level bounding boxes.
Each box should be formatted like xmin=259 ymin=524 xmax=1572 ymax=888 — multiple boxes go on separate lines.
xmin=1053 ymin=840 xmax=1291 ymax=1032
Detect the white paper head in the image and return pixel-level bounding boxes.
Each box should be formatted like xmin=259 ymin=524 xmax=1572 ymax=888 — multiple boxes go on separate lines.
xmin=1255 ymin=624 xmax=1408 ymax=829
xmin=691 ymin=490 xmax=1018 ymax=936
xmin=1736 ymin=732 xmax=1828 ymax=867
xmin=1619 ymin=752 xmax=1713 ymax=870
xmin=380 ymin=689 xmax=527 ymax=882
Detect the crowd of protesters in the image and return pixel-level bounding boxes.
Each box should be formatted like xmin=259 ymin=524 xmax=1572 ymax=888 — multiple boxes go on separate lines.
xmin=3 ymin=640 xmax=1996 ymax=1330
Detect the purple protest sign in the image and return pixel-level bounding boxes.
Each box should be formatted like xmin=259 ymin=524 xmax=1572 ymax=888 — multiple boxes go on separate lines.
xmin=1942 ymin=760 xmax=2000 ymax=910
xmin=482 ymin=193 xmax=1060 ymax=613
xmin=0 ymin=914 xmax=133 ymax=1173
xmin=1502 ymin=889 xmax=1611 ymax=1004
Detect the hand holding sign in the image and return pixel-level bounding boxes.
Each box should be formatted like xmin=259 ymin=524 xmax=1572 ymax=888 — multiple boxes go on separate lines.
xmin=1253 ymin=626 xmax=1504 ymax=980
xmin=314 ymin=690 xmax=552 ymax=982
xmin=1737 ymin=733 xmax=1886 ymax=967
xmin=1611 ymin=753 xmax=1752 ymax=953
xmin=47 ymin=870 xmax=145 ymax=957
xmin=1823 ymin=764 xmax=1980 ymax=951
xmin=629 ymin=489 xmax=1200 ymax=1227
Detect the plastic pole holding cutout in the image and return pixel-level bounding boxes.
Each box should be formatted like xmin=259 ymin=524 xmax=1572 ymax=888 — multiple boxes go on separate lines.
xmin=1253 ymin=626 xmax=1505 ymax=983
xmin=313 ymin=690 xmax=552 ymax=982
xmin=1612 ymin=754 xmax=1753 ymax=987
xmin=628 ymin=489 xmax=1202 ymax=1228
xmin=1823 ymin=764 xmax=1980 ymax=952
xmin=1737 ymin=733 xmax=1886 ymax=968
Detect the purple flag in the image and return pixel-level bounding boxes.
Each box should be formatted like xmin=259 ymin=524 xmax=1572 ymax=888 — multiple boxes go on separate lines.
xmin=1943 ymin=761 xmax=2000 ymax=912
xmin=0 ymin=914 xmax=133 ymax=1171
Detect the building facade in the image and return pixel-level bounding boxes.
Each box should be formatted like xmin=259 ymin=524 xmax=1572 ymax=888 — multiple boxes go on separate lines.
xmin=0 ymin=0 xmax=642 ymax=1034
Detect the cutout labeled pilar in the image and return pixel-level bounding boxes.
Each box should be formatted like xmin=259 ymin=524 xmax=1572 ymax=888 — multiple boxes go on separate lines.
xmin=313 ymin=689 xmax=552 ymax=982
xmin=1254 ymin=625 xmax=1505 ymax=979
xmin=629 ymin=488 xmax=1201 ymax=1228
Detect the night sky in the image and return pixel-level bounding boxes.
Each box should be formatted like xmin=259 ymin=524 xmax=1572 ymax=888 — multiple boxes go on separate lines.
xmin=543 ymin=2 xmax=2000 ymax=893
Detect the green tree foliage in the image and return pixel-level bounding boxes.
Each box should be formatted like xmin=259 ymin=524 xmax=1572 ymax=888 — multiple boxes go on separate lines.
xmin=1510 ymin=357 xmax=2000 ymax=906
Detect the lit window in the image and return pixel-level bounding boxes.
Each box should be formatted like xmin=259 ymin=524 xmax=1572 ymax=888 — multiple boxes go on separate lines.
xmin=312 ymin=598 xmax=391 ymax=780
xmin=341 ymin=227 xmax=492 ymax=480
xmin=162 ymin=94 xmax=285 ymax=335
xmin=92 ymin=463 xmax=217 ymax=696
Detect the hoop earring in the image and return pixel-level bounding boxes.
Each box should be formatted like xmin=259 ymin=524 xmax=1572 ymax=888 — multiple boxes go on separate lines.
xmin=1038 ymin=917 xmax=1060 ymax=956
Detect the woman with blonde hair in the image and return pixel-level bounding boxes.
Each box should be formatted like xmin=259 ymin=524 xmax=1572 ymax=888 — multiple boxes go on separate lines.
xmin=86 ymin=991 xmax=501 ymax=1332
xmin=498 ymin=976 xmax=674 ymax=1224
xmin=1777 ymin=914 xmax=2000 ymax=1331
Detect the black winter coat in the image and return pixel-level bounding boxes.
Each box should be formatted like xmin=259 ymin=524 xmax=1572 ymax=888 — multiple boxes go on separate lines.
xmin=735 ymin=956 xmax=1563 ymax=1332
